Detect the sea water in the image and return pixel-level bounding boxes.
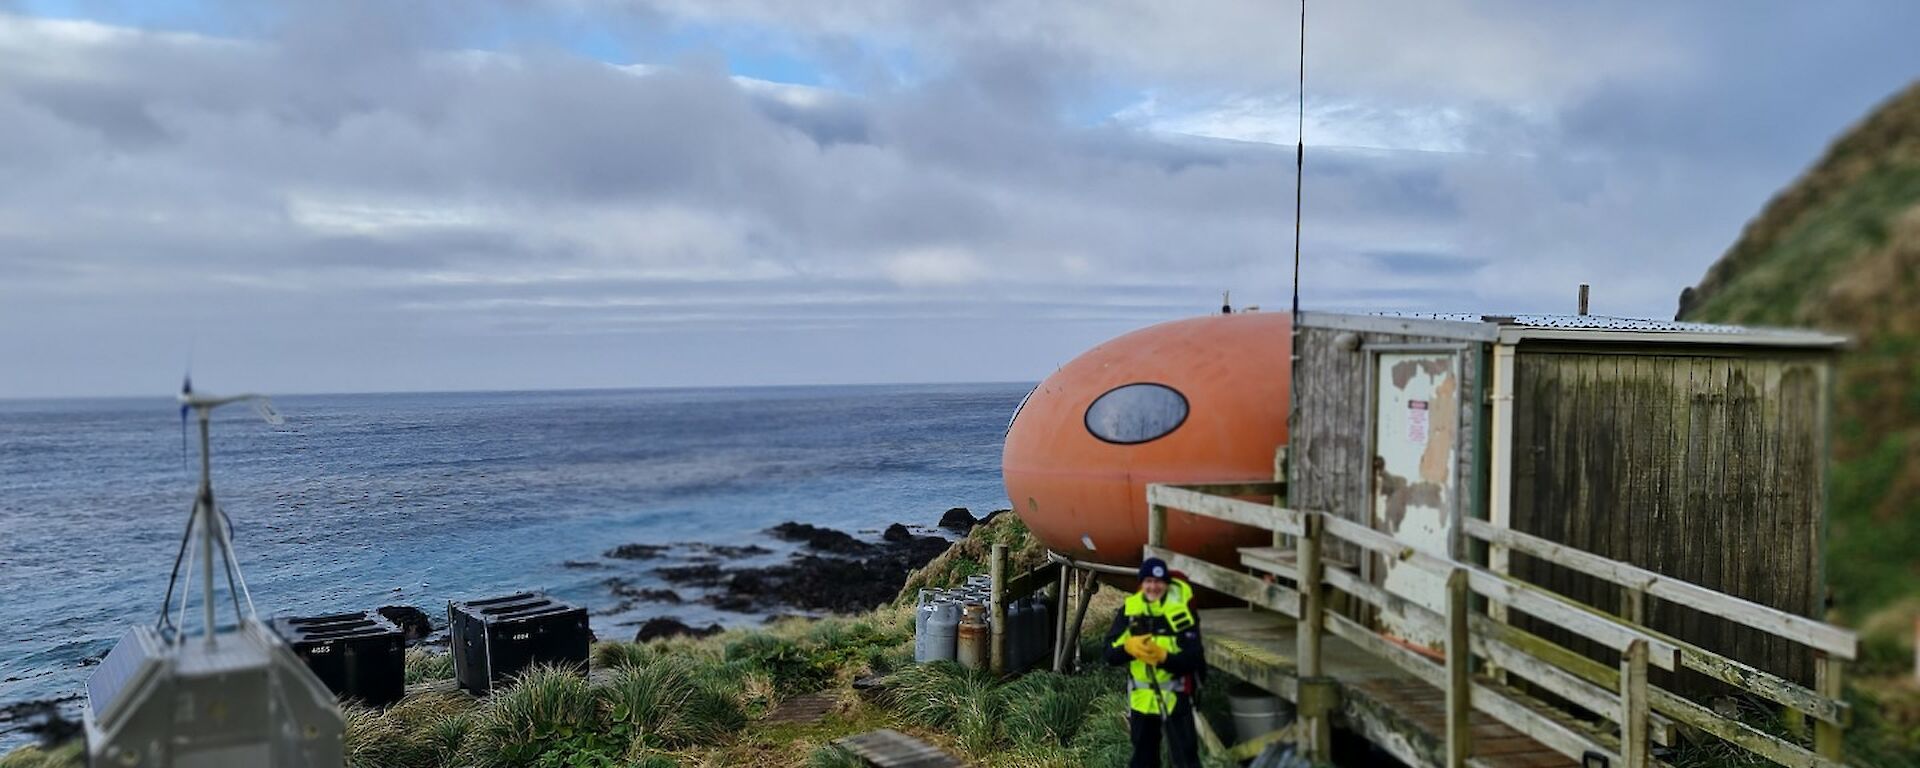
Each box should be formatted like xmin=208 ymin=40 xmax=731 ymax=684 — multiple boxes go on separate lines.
xmin=0 ymin=383 xmax=1027 ymax=747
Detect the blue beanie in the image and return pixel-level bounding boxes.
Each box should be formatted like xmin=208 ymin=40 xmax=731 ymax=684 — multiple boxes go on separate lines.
xmin=1138 ymin=557 xmax=1169 ymax=581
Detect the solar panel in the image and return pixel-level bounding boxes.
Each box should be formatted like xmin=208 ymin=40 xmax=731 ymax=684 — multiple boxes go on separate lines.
xmin=87 ymin=627 xmax=160 ymax=725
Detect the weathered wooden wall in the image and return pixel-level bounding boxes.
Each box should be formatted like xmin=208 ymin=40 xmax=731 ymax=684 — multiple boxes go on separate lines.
xmin=1507 ymin=347 xmax=1830 ymax=688
xmin=1289 ymin=317 xmax=1486 ymax=567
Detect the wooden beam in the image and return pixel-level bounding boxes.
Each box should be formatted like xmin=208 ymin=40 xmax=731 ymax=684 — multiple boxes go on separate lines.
xmin=1002 ymin=561 xmax=1061 ymax=602
xmin=1321 ymin=515 xmax=1680 ymax=670
xmin=1144 ymin=547 xmax=1301 ymax=619
xmin=1328 ymin=566 xmax=1677 ymax=746
xmin=1446 ymin=569 xmax=1472 ymax=768
xmin=1147 ymin=503 xmax=1168 ymax=549
xmin=990 ymin=543 xmax=1007 ymax=675
xmin=1815 ymin=653 xmax=1844 ymax=761
xmin=1228 ymin=724 xmax=1298 ymax=762
xmin=1462 ymin=517 xmax=1857 ymax=660
xmin=1146 ymin=484 xmax=1306 ymax=536
xmin=1651 ymin=688 xmax=1845 ymax=768
xmin=1165 ymin=481 xmax=1289 ymax=498
xmin=1297 ymin=515 xmax=1325 ymax=678
xmin=1323 ymin=612 xmax=1620 ymax=766
xmin=1619 ymin=640 xmax=1649 ymax=768
xmin=1193 ymin=707 xmax=1228 ymax=759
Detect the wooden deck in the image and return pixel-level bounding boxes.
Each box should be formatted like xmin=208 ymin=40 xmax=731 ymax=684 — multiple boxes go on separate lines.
xmin=1200 ymin=609 xmax=1576 ymax=768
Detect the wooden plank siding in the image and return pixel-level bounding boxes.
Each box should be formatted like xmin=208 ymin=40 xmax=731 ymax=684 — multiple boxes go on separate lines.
xmin=1506 ymin=350 xmax=1829 ymax=691
xmin=1288 ymin=323 xmax=1484 ymax=574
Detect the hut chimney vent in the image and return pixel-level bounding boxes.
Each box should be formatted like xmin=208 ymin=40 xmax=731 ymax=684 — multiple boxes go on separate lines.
xmin=1578 ymin=284 xmax=1591 ymax=316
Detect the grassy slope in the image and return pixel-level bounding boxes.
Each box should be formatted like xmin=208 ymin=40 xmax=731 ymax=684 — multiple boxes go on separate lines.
xmin=1678 ymin=81 xmax=1920 ymax=763
xmin=1680 ymin=80 xmax=1920 ymax=627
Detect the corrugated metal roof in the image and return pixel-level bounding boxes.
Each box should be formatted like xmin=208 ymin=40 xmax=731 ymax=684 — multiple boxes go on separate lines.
xmin=1373 ymin=312 xmax=1846 ymax=347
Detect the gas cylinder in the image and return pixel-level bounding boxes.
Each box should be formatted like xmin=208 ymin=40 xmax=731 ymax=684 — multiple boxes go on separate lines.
xmin=956 ymin=602 xmax=990 ymax=670
xmin=924 ymin=601 xmax=960 ymax=663
xmin=1008 ymin=598 xmax=1035 ymax=671
xmin=1027 ymin=596 xmax=1052 ymax=669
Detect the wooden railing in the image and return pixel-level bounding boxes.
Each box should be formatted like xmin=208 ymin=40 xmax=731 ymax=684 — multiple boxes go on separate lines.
xmin=1143 ymin=483 xmax=1860 ymax=768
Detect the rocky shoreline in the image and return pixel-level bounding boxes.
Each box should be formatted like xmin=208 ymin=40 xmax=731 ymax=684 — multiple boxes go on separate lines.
xmin=0 ymin=507 xmax=1001 ymax=753
xmin=589 ymin=507 xmax=996 ymax=641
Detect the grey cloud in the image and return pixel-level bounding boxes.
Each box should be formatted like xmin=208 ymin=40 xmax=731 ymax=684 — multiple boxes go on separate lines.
xmin=1 ymin=2 xmax=1916 ymax=397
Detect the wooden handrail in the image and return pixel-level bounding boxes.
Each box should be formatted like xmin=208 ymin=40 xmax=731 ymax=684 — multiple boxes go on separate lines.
xmin=1146 ymin=485 xmax=1305 ymax=536
xmin=1317 ymin=515 xmax=1683 ymax=671
xmin=1461 ymin=517 xmax=1857 ymax=659
xmin=1148 ymin=481 xmax=1859 ymax=767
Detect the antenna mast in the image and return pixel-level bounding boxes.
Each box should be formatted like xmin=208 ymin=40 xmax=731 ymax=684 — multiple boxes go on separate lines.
xmin=1290 ymin=0 xmax=1307 ymax=322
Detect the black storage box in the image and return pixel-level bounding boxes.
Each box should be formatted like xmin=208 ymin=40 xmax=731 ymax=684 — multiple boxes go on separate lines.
xmin=271 ymin=611 xmax=406 ymax=707
xmin=448 ymin=592 xmax=590 ymax=695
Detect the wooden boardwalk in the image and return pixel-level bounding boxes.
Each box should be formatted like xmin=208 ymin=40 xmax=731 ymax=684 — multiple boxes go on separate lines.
xmin=834 ymin=729 xmax=963 ymax=768
xmin=1201 ymin=609 xmax=1575 ymax=768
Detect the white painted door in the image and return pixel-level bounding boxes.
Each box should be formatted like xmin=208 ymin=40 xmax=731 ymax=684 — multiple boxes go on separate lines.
xmin=1372 ymin=352 xmax=1461 ymax=649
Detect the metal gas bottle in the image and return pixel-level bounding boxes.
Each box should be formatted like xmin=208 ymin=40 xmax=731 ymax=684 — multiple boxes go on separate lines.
xmin=956 ymin=602 xmax=990 ymax=670
xmin=1029 ymin=595 xmax=1059 ymax=664
xmin=924 ymin=601 xmax=960 ymax=663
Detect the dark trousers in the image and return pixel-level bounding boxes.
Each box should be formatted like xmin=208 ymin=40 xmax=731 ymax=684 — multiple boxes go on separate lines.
xmin=1128 ymin=694 xmax=1200 ymax=768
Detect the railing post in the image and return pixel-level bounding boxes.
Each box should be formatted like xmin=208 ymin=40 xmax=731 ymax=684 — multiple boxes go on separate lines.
xmin=990 ymin=543 xmax=1007 ymax=675
xmin=1297 ymin=513 xmax=1324 ymax=677
xmin=1273 ymin=446 xmax=1289 ymax=549
xmin=1621 ymin=584 xmax=1647 ymax=626
xmin=1445 ymin=567 xmax=1472 ymax=768
xmin=1816 ymin=652 xmax=1845 ymax=761
xmin=1620 ymin=639 xmax=1650 ymax=768
xmin=1147 ymin=503 xmax=1168 ymax=550
xmin=1295 ymin=512 xmax=1332 ymax=761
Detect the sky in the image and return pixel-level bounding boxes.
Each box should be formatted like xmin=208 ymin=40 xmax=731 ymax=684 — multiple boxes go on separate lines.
xmin=0 ymin=1 xmax=1915 ymax=398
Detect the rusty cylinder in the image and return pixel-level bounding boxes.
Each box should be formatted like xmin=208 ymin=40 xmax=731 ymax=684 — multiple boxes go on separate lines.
xmin=956 ymin=603 xmax=990 ymax=671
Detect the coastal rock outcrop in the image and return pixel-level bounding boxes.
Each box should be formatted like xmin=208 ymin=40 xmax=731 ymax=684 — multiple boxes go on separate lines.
xmin=632 ymin=617 xmax=724 ymax=642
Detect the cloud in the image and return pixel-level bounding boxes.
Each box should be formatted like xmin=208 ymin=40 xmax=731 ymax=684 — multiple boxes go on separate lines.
xmin=0 ymin=3 xmax=1916 ymax=395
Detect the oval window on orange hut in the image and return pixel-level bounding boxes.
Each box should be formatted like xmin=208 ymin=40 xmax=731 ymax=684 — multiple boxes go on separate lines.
xmin=1084 ymin=383 xmax=1188 ymax=445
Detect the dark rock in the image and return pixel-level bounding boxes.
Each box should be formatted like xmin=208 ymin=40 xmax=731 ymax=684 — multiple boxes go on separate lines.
xmin=605 ymin=543 xmax=669 ymax=560
xmin=633 ymin=617 xmax=725 ymax=643
xmin=938 ymin=507 xmax=978 ymax=531
xmin=0 ymin=698 xmax=82 ymax=748
xmin=562 ymin=560 xmax=609 ymax=569
xmin=694 ymin=543 xmax=773 ymax=558
xmin=883 ymin=523 xmax=913 ymax=543
xmin=377 ymin=606 xmax=435 ymax=643
xmin=766 ymin=521 xmax=871 ymax=555
xmin=655 ymin=563 xmax=728 ymax=586
xmin=602 ymin=577 xmax=684 ymax=604
xmin=980 ymin=508 xmax=1012 ymax=525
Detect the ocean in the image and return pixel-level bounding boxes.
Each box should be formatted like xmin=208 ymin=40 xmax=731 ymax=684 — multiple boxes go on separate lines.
xmin=0 ymin=383 xmax=1029 ymax=748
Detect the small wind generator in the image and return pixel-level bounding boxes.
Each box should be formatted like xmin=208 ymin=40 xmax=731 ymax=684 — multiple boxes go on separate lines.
xmin=83 ymin=384 xmax=343 ymax=768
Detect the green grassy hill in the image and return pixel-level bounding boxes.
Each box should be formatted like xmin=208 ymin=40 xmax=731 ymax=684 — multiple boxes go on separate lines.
xmin=1678 ymin=81 xmax=1920 ymax=637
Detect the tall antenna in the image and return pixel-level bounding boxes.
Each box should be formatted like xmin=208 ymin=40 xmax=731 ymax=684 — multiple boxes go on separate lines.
xmin=1289 ymin=0 xmax=1307 ymax=322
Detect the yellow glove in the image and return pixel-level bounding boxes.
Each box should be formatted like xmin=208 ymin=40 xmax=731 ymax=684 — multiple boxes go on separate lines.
xmin=1140 ymin=642 xmax=1168 ymax=666
xmin=1123 ymin=635 xmax=1155 ymax=661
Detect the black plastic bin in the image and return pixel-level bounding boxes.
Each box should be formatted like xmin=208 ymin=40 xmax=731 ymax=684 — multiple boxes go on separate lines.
xmin=448 ymin=592 xmax=590 ymax=695
xmin=272 ymin=611 xmax=407 ymax=707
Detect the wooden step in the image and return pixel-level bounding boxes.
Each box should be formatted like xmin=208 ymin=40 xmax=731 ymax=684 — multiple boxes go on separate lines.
xmin=834 ymin=729 xmax=963 ymax=768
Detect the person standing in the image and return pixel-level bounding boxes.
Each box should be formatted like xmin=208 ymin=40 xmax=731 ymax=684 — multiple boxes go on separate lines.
xmin=1104 ymin=557 xmax=1205 ymax=768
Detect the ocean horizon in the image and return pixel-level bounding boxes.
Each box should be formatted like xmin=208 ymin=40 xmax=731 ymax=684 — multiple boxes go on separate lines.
xmin=0 ymin=381 xmax=1031 ymax=750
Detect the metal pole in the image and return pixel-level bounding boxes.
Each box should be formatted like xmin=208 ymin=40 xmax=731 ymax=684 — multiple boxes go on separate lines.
xmin=1052 ymin=564 xmax=1072 ymax=672
xmin=197 ymin=411 xmax=216 ymax=647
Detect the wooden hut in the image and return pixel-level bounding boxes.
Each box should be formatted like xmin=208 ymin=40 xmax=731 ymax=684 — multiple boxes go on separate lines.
xmin=1285 ymin=311 xmax=1844 ymax=690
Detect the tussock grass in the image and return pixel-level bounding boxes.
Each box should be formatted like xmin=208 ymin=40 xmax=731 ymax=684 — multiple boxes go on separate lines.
xmin=804 ymin=744 xmax=867 ymax=768
xmin=0 ymin=743 xmax=82 ymax=768
xmin=404 ymin=647 xmax=455 ymax=685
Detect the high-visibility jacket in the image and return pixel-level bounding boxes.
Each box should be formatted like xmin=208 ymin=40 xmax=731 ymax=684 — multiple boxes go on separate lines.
xmin=1107 ymin=579 xmax=1197 ymax=715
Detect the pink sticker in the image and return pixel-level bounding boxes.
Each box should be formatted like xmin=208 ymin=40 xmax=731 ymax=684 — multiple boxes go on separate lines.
xmin=1408 ymin=400 xmax=1429 ymax=442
